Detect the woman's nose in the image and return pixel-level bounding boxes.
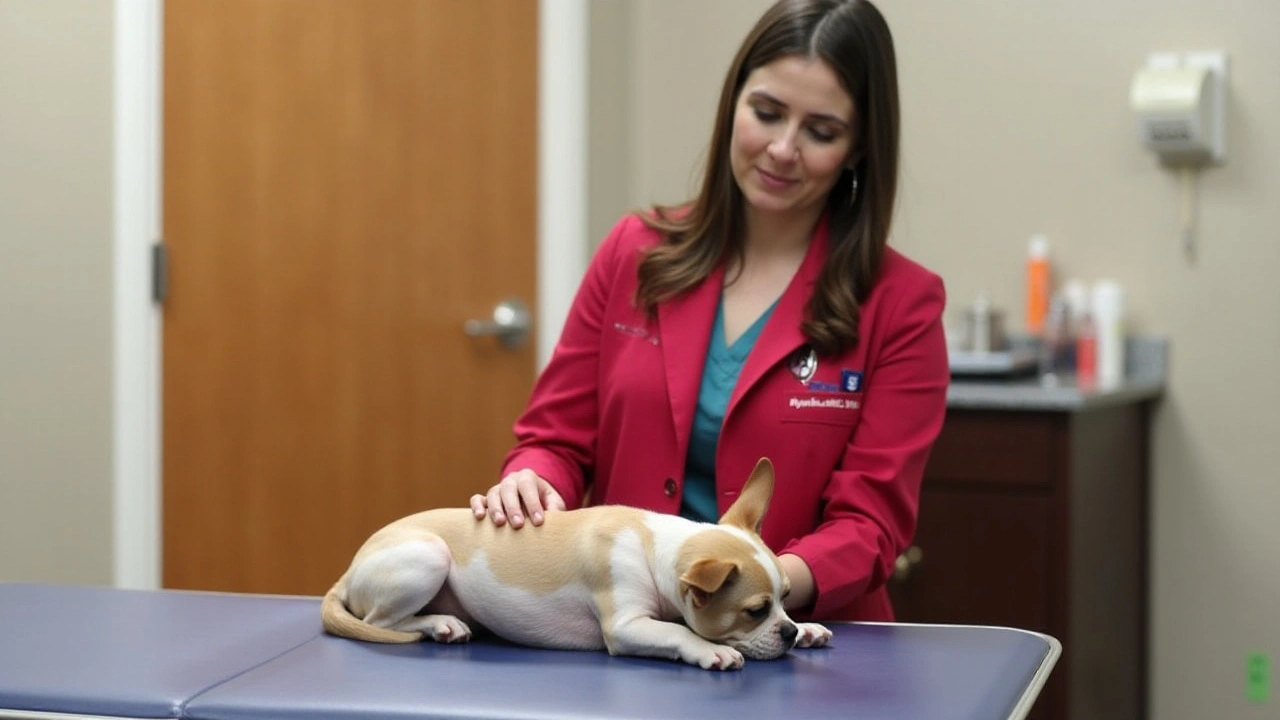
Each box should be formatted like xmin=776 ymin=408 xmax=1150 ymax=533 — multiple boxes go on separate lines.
xmin=767 ymin=129 xmax=800 ymax=163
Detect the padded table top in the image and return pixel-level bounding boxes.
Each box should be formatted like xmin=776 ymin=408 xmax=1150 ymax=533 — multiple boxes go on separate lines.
xmin=185 ymin=622 xmax=1059 ymax=720
xmin=0 ymin=583 xmax=321 ymax=719
xmin=0 ymin=584 xmax=1058 ymax=720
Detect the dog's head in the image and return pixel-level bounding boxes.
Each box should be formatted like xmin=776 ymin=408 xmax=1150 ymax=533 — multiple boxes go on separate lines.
xmin=674 ymin=458 xmax=800 ymax=660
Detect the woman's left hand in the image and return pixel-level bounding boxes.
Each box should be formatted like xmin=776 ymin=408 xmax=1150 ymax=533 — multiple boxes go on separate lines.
xmin=778 ymin=553 xmax=817 ymax=611
xmin=469 ymin=468 xmax=566 ymax=529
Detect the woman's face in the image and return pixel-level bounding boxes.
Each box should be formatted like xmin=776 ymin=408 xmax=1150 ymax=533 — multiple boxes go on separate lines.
xmin=730 ymin=55 xmax=856 ymax=222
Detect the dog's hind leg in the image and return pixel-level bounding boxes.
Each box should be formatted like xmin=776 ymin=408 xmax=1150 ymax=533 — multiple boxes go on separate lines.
xmin=347 ymin=534 xmax=472 ymax=643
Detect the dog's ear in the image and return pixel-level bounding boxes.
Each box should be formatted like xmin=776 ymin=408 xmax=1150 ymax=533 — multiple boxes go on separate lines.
xmin=679 ymin=558 xmax=740 ymax=608
xmin=719 ymin=457 xmax=775 ymax=534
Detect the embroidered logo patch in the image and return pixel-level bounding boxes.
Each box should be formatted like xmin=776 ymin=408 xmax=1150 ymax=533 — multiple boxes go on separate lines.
xmin=840 ymin=369 xmax=863 ymax=393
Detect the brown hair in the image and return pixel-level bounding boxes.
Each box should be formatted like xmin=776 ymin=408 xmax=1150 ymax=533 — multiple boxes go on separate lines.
xmin=636 ymin=0 xmax=900 ymax=356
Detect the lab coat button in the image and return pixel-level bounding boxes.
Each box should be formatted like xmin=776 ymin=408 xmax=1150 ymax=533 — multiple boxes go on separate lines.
xmin=663 ymin=478 xmax=677 ymax=497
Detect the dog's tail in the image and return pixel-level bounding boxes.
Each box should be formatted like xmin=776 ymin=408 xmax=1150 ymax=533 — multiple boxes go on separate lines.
xmin=320 ymin=576 xmax=423 ymax=644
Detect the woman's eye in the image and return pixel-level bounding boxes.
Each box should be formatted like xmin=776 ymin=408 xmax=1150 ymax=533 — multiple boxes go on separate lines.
xmin=807 ymin=126 xmax=837 ymax=143
xmin=753 ymin=107 xmax=781 ymax=122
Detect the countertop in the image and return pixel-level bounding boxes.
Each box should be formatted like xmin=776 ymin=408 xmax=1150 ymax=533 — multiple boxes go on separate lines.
xmin=946 ymin=337 xmax=1167 ymax=412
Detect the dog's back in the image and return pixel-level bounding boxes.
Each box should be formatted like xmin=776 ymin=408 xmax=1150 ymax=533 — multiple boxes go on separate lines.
xmin=323 ymin=505 xmax=671 ymax=648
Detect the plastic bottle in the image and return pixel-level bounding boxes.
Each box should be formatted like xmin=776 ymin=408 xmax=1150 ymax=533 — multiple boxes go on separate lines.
xmin=1061 ymin=279 xmax=1089 ymax=370
xmin=1091 ymin=280 xmax=1126 ymax=390
xmin=970 ymin=293 xmax=992 ymax=354
xmin=1075 ymin=309 xmax=1097 ymax=390
xmin=1061 ymin=279 xmax=1097 ymax=389
xmin=1037 ymin=294 xmax=1068 ymax=387
xmin=1026 ymin=235 xmax=1051 ymax=336
xmin=1062 ymin=281 xmax=1089 ymax=334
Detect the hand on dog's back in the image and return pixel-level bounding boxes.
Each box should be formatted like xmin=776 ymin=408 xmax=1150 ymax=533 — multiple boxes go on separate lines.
xmin=470 ymin=468 xmax=565 ymax=529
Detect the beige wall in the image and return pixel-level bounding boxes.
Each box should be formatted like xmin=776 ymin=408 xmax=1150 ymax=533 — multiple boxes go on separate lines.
xmin=591 ymin=1 xmax=1280 ymax=718
xmin=587 ymin=1 xmax=635 ymax=248
xmin=1 ymin=0 xmax=1275 ymax=716
xmin=0 ymin=0 xmax=115 ymax=584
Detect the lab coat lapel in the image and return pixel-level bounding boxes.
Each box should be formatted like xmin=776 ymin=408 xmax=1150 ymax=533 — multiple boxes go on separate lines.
xmin=727 ymin=219 xmax=831 ymax=415
xmin=657 ymin=262 xmax=725 ymax=462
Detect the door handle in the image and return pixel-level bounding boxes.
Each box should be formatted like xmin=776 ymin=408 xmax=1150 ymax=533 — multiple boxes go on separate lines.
xmin=463 ymin=298 xmax=531 ymax=349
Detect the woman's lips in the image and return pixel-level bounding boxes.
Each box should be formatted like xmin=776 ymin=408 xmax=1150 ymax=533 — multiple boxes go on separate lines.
xmin=756 ymin=167 xmax=797 ymax=191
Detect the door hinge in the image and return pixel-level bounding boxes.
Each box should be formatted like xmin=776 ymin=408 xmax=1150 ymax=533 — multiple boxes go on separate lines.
xmin=151 ymin=241 xmax=169 ymax=305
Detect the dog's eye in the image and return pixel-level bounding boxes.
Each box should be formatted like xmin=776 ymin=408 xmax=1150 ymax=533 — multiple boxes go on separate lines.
xmin=746 ymin=601 xmax=772 ymax=619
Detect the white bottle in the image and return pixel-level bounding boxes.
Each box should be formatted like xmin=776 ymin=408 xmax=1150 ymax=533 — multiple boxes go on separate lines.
xmin=1062 ymin=280 xmax=1090 ymax=339
xmin=1091 ymin=280 xmax=1126 ymax=390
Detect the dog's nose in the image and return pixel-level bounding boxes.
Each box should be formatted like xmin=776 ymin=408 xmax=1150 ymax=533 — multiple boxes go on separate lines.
xmin=779 ymin=622 xmax=798 ymax=647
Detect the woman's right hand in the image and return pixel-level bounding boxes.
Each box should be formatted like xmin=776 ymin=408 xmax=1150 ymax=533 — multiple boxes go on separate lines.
xmin=470 ymin=469 xmax=566 ymax=528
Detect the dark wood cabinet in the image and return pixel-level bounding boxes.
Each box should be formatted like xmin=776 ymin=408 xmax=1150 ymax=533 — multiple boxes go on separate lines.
xmin=889 ymin=401 xmax=1154 ymax=720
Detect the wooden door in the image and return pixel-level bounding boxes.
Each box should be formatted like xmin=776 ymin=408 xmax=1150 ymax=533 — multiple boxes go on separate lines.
xmin=161 ymin=0 xmax=538 ymax=595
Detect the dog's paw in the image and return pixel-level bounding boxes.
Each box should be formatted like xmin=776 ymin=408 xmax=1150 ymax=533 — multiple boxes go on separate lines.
xmin=424 ymin=616 xmax=472 ymax=644
xmin=794 ymin=622 xmax=832 ymax=648
xmin=686 ymin=643 xmax=745 ymax=671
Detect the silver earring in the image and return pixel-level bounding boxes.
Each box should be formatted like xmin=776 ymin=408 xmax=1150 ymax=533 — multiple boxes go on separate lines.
xmin=850 ymin=173 xmax=860 ymax=205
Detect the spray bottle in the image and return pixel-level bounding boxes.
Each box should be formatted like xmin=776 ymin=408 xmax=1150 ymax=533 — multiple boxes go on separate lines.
xmin=1026 ymin=234 xmax=1051 ymax=336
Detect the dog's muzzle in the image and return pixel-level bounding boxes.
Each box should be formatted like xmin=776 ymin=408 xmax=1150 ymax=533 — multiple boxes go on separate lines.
xmin=779 ymin=621 xmax=798 ymax=648
xmin=734 ymin=621 xmax=800 ymax=660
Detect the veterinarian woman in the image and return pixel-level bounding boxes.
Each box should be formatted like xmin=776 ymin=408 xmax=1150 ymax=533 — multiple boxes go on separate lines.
xmin=471 ymin=0 xmax=948 ymax=623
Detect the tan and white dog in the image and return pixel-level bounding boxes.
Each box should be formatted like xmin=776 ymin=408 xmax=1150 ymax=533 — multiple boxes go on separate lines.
xmin=321 ymin=458 xmax=831 ymax=670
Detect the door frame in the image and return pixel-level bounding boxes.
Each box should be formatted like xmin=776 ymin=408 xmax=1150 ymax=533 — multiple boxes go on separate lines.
xmin=111 ymin=0 xmax=589 ymax=589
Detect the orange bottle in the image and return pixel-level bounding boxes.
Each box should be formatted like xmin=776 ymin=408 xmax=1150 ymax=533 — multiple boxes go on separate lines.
xmin=1026 ymin=235 xmax=1051 ymax=335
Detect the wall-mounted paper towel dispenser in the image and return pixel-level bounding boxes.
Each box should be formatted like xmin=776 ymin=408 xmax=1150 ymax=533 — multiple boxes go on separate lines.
xmin=1129 ymin=51 xmax=1228 ymax=167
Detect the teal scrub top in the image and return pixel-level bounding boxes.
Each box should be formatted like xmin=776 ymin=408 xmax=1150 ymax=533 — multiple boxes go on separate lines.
xmin=679 ymin=295 xmax=777 ymax=523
